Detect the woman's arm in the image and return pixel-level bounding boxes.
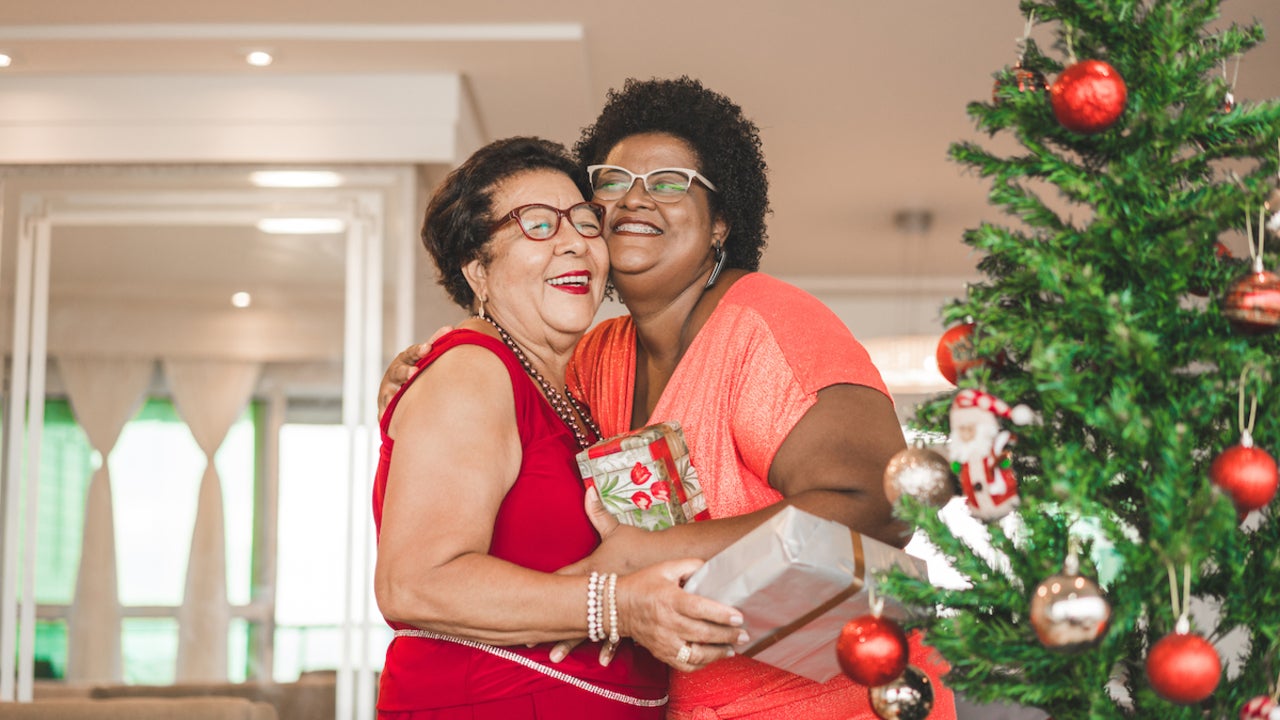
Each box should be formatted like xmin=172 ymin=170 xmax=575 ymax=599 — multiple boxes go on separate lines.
xmin=565 ymin=384 xmax=910 ymax=576
xmin=374 ymin=345 xmax=745 ymax=662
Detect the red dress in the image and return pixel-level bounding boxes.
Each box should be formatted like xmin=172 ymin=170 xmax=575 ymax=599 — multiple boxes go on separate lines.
xmin=570 ymin=274 xmax=956 ymax=720
xmin=374 ymin=329 xmax=669 ymax=719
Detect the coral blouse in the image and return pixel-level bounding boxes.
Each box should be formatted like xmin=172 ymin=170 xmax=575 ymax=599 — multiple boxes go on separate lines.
xmin=570 ymin=274 xmax=956 ymax=720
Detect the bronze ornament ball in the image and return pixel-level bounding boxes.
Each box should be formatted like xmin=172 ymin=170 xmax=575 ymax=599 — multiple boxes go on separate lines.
xmin=869 ymin=666 xmax=934 ymax=720
xmin=883 ymin=446 xmax=956 ymax=507
xmin=1029 ymin=571 xmax=1111 ymax=651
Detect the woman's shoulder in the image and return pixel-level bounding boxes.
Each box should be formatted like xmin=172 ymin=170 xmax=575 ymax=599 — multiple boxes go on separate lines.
xmin=720 ymin=273 xmax=848 ymax=332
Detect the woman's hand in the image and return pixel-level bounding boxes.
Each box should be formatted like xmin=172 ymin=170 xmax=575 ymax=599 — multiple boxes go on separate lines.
xmin=377 ymin=326 xmax=453 ymax=418
xmin=617 ymin=558 xmax=745 ymax=671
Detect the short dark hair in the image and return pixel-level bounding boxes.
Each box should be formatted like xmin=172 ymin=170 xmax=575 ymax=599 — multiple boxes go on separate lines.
xmin=422 ymin=136 xmax=588 ymax=308
xmin=574 ymin=76 xmax=770 ymax=271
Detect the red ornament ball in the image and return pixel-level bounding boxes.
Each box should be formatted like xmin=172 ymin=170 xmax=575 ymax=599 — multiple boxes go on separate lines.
xmin=935 ymin=322 xmax=983 ymax=385
xmin=1210 ymin=442 xmax=1279 ymax=514
xmin=1050 ymin=60 xmax=1128 ymax=133
xmin=1224 ymin=270 xmax=1280 ymax=334
xmin=837 ymin=614 xmax=910 ymax=687
xmin=1241 ymin=695 xmax=1280 ymax=720
xmin=1145 ymin=632 xmax=1221 ymax=705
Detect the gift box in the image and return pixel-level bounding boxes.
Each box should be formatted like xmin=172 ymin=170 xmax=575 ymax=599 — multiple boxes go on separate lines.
xmin=683 ymin=505 xmax=928 ymax=682
xmin=576 ymin=421 xmax=710 ymax=531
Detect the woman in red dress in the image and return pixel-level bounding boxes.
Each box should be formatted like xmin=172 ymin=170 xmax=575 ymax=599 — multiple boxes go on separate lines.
xmin=373 ymin=136 xmax=744 ymax=719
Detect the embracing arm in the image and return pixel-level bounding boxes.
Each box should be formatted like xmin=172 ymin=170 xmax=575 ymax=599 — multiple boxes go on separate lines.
xmin=568 ymin=383 xmax=910 ymax=576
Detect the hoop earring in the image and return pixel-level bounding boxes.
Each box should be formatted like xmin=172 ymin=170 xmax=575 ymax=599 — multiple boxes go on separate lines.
xmin=704 ymin=244 xmax=727 ymax=290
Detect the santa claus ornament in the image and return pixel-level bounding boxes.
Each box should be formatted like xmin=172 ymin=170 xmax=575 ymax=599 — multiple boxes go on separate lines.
xmin=948 ymin=388 xmax=1034 ymax=521
xmin=1050 ymin=59 xmax=1128 ymax=133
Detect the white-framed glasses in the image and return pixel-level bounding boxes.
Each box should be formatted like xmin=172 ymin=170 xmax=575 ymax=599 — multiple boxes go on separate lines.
xmin=491 ymin=202 xmax=606 ymax=241
xmin=587 ymin=165 xmax=718 ymax=203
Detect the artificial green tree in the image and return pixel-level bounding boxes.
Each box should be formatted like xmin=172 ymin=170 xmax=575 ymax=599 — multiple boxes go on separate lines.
xmin=882 ymin=1 xmax=1280 ymax=718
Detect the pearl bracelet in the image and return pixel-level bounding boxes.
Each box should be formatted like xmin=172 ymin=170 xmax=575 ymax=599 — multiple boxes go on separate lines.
xmin=587 ymin=572 xmax=602 ymax=642
xmin=606 ymin=572 xmax=620 ymax=645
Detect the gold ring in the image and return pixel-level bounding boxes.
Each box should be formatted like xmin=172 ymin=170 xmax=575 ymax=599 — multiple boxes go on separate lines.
xmin=676 ymin=642 xmax=693 ymax=665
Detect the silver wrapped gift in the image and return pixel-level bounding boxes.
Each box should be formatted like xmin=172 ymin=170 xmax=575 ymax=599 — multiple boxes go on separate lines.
xmin=683 ymin=505 xmax=928 ymax=682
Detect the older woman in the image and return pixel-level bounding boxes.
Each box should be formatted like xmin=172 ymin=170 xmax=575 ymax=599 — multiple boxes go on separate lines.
xmin=373 ymin=136 xmax=745 ymax=720
xmin=381 ymin=81 xmax=956 ymax=719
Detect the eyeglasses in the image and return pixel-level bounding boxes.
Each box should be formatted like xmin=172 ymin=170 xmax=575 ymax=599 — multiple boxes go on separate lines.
xmin=586 ymin=165 xmax=718 ymax=203
xmin=491 ymin=202 xmax=606 ymax=241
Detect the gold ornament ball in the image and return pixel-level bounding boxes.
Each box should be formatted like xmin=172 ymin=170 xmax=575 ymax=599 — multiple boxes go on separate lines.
xmin=883 ymin=446 xmax=955 ymax=507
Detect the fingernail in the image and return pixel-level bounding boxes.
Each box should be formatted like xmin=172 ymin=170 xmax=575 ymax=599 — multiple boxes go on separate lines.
xmin=726 ymin=648 xmax=735 ymax=657
xmin=729 ymin=614 xmax=744 ymax=626
xmin=737 ymin=631 xmax=750 ymax=645
xmin=550 ymin=647 xmax=567 ymax=663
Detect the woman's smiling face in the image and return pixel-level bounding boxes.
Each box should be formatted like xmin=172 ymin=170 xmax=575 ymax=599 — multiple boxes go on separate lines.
xmin=594 ymin=132 xmax=727 ymax=297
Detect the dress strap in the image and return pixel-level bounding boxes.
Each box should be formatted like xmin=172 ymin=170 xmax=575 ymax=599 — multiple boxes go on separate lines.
xmin=392 ymin=628 xmax=668 ymax=708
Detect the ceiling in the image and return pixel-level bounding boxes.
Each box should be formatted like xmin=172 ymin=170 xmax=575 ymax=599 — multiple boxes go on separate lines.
xmin=1 ymin=0 xmax=1278 ymax=335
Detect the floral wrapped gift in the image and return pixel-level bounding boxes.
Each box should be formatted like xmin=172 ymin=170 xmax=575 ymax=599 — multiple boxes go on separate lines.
xmin=576 ymin=421 xmax=710 ymax=531
xmin=683 ymin=505 xmax=929 ymax=682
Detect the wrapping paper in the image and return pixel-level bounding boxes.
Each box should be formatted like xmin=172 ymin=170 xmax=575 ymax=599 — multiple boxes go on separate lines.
xmin=683 ymin=505 xmax=928 ymax=682
xmin=576 ymin=421 xmax=710 ymax=531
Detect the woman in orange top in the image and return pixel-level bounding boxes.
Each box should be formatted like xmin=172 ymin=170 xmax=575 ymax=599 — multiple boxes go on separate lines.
xmin=383 ymin=78 xmax=955 ymax=720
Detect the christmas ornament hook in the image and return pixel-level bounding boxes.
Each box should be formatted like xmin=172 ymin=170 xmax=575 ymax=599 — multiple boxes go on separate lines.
xmin=1238 ymin=365 xmax=1260 ymax=447
xmin=1166 ymin=562 xmax=1192 ymax=634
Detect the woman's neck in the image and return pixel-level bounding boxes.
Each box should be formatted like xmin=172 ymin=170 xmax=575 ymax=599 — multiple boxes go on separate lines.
xmin=465 ymin=316 xmax=572 ymax=387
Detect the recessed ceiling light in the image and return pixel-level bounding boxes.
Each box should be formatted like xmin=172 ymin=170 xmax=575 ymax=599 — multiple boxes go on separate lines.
xmin=250 ymin=170 xmax=343 ymax=188
xmin=246 ymin=50 xmax=274 ymax=67
xmin=0 ymin=54 xmax=12 ymax=68
xmin=256 ymin=218 xmax=346 ymax=234
xmin=231 ymin=292 xmax=252 ymax=308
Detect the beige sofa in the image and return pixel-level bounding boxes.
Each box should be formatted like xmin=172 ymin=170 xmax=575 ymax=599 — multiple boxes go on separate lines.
xmin=19 ymin=674 xmax=336 ymax=720
xmin=89 ymin=678 xmax=334 ymax=720
xmin=0 ymin=696 xmax=277 ymax=720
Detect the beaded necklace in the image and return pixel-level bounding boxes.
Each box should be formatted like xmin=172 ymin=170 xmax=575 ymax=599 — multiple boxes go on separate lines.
xmin=479 ymin=314 xmax=602 ymax=450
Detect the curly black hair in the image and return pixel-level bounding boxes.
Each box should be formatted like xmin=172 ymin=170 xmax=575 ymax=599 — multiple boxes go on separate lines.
xmin=422 ymin=136 xmax=590 ymax=308
xmin=573 ymin=76 xmax=770 ymax=272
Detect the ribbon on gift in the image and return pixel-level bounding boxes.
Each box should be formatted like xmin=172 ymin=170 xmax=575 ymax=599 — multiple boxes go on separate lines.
xmin=743 ymin=531 xmax=865 ymax=658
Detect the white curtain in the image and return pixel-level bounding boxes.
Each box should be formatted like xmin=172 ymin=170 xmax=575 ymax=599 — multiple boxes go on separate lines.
xmin=58 ymin=357 xmax=155 ymax=683
xmin=164 ymin=359 xmax=261 ymax=682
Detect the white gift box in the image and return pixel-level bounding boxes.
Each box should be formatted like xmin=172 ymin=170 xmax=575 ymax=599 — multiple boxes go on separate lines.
xmin=683 ymin=505 xmax=928 ymax=682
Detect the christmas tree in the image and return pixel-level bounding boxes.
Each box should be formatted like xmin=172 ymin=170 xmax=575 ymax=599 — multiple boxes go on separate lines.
xmin=876 ymin=1 xmax=1280 ymax=718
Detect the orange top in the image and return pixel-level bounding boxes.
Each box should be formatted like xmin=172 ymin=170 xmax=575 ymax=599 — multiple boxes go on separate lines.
xmin=570 ymin=273 xmax=955 ymax=719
